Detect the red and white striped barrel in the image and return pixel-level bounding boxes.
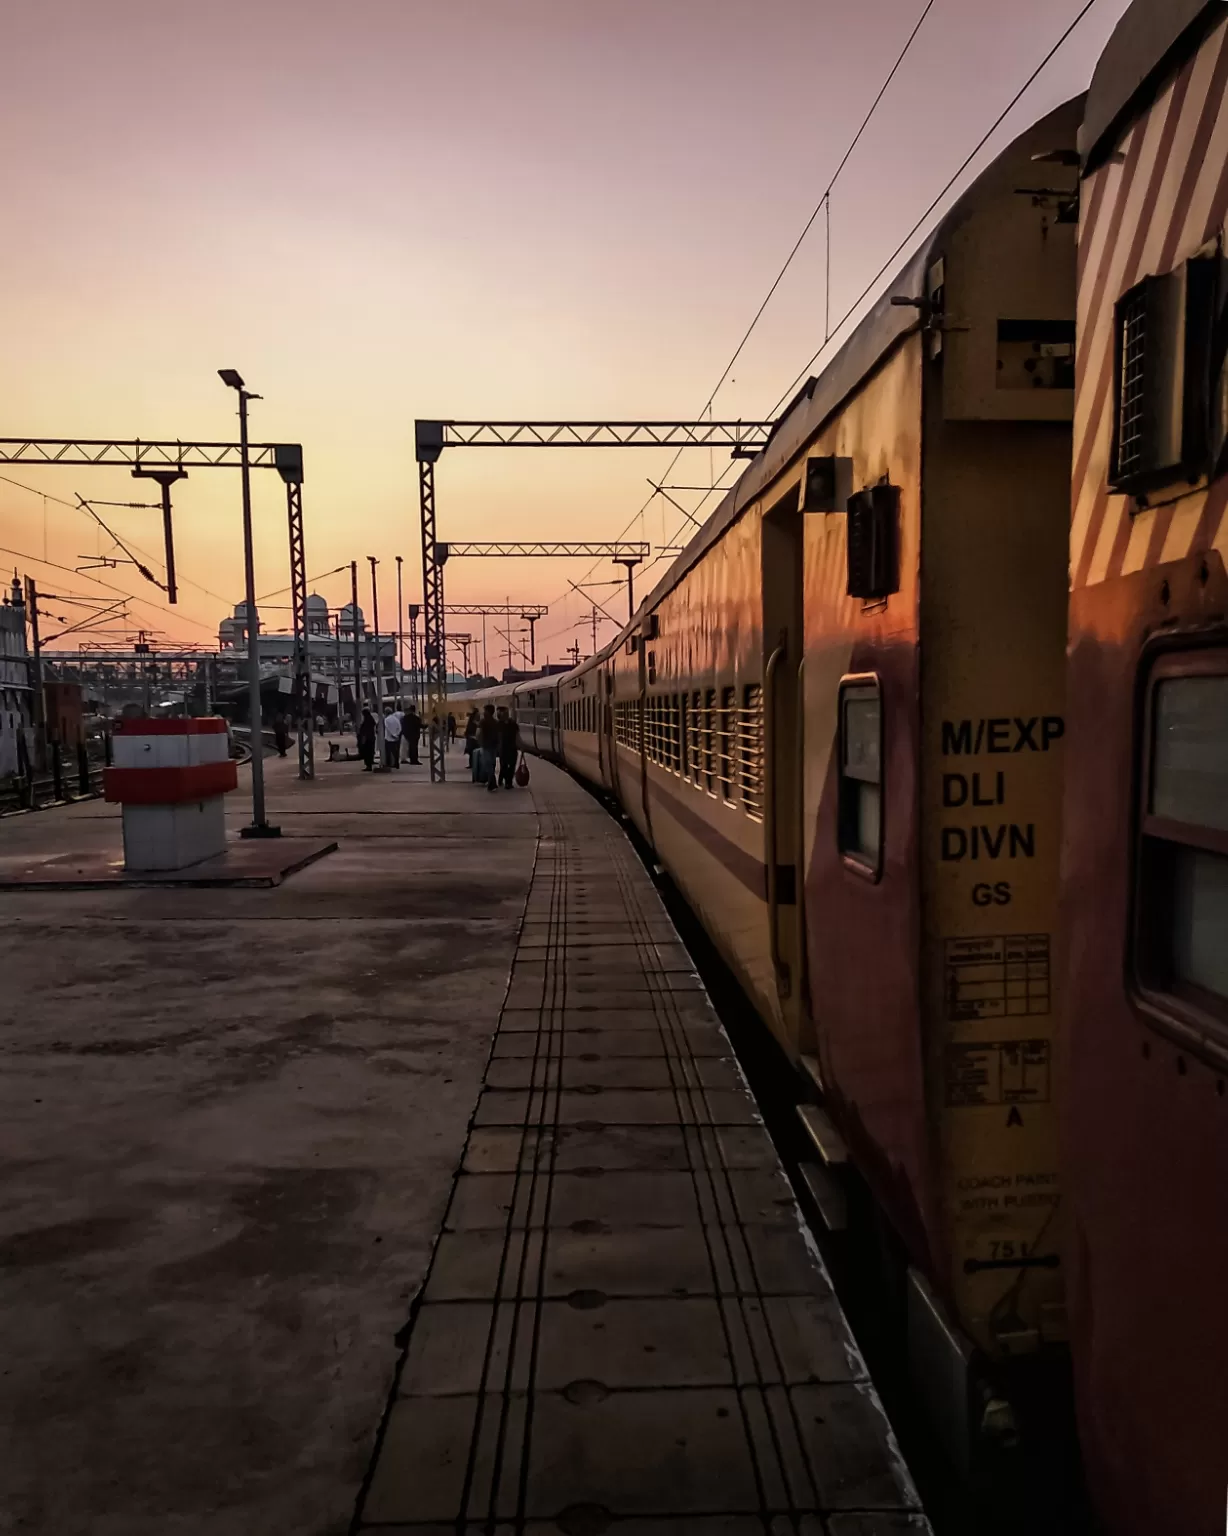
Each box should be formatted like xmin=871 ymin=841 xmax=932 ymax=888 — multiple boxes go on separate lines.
xmin=103 ymin=718 xmax=238 ymax=871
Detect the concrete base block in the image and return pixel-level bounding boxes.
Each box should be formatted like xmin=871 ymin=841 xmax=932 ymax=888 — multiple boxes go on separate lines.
xmin=121 ymin=798 xmax=226 ymax=872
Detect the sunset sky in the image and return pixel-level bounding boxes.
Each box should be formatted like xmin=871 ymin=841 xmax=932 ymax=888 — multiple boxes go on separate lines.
xmin=2 ymin=0 xmax=1129 ymax=671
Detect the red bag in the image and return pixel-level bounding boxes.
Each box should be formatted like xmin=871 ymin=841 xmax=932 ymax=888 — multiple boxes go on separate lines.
xmin=515 ymin=754 xmax=530 ymax=787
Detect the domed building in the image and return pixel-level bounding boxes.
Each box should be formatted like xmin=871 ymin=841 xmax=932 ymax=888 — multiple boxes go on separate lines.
xmin=229 ymin=600 xmax=260 ymax=643
xmin=338 ymin=601 xmax=364 ymax=636
xmin=218 ymin=616 xmax=239 ymax=650
xmin=306 ymin=593 xmax=330 ymax=635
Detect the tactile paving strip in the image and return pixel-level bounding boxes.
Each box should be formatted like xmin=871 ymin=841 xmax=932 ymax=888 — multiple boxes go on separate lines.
xmin=356 ymin=765 xmax=928 ymax=1536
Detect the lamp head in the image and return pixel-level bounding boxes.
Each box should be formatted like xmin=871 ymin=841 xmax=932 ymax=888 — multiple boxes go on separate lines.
xmin=218 ymin=368 xmax=245 ymax=390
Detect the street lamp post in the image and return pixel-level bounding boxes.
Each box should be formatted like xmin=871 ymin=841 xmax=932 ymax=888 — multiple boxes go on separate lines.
xmin=219 ymin=367 xmax=279 ymax=838
xmin=395 ymin=555 xmax=404 ymax=710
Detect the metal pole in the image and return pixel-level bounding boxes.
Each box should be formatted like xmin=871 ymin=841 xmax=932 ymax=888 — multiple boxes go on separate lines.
xmin=286 ymin=479 xmax=314 ymax=780
xmin=350 ymin=560 xmax=362 ymax=723
xmin=368 ymin=556 xmax=381 ymax=711
xmin=160 ymin=479 xmax=178 ymax=604
xmin=236 ymin=388 xmax=276 ymax=836
xmin=395 ymin=556 xmax=404 ymax=709
xmin=418 ymin=457 xmax=447 ymax=782
xmin=334 ymin=612 xmax=343 ymax=725
xmin=24 ymin=578 xmax=46 ymax=769
xmin=408 ymin=605 xmax=420 ymax=709
xmin=482 ymin=611 xmax=487 ymax=678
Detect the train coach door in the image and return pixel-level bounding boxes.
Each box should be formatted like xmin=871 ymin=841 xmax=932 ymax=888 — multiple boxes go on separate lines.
xmin=762 ymin=486 xmax=807 ymax=1058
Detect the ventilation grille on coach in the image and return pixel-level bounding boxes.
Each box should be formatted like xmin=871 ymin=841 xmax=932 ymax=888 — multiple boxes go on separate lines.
xmin=1110 ymin=258 xmax=1218 ymax=496
xmin=1116 ymin=285 xmax=1150 ymax=484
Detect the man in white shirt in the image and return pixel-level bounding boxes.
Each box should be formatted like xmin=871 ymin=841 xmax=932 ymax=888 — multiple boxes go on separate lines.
xmin=381 ymin=705 xmax=403 ymax=769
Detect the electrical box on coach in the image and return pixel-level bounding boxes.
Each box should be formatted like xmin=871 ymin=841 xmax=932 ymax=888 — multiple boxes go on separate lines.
xmin=103 ymin=717 xmax=237 ymax=872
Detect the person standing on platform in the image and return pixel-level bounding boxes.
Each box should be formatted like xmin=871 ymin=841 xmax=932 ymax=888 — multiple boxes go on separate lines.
xmin=382 ymin=705 xmax=402 ymax=769
xmin=272 ymin=711 xmax=290 ymax=757
xmin=402 ymin=703 xmax=421 ymax=765
xmin=448 ymin=712 xmax=457 ymax=744
xmin=477 ymin=704 xmax=499 ymax=791
xmin=497 ymin=705 xmax=520 ymax=790
xmin=356 ymin=704 xmax=377 ymax=771
xmin=464 ymin=708 xmax=480 ymax=781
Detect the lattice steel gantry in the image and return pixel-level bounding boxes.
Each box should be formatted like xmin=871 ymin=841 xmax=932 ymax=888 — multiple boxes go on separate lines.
xmin=413 ymin=418 xmax=773 ymax=783
xmin=0 ymin=435 xmax=316 ymax=781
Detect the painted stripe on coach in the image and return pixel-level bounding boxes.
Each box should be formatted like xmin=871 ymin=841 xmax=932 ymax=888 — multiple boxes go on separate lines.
xmin=1076 ymin=164 xmax=1110 ymax=289
xmin=1074 ymin=60 xmax=1200 ymax=588
xmin=646 ymin=773 xmax=768 ymax=903
xmin=1070 ymin=128 xmax=1151 ymax=580
xmin=1073 ymin=61 xmax=1196 ymax=500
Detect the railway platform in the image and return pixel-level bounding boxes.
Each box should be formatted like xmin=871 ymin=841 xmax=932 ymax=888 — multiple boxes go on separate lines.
xmin=0 ymin=741 xmax=925 ymax=1535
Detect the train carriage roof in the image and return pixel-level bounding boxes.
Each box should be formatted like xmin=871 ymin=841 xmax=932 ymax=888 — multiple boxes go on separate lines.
xmin=498 ymin=97 xmax=1082 ymax=698
xmin=1081 ymin=0 xmax=1227 ymax=171
xmin=630 ymin=97 xmax=1082 ymax=632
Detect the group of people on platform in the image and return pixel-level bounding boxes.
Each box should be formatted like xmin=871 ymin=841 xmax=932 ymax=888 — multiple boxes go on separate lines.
xmin=340 ymin=703 xmax=524 ymax=788
xmin=354 ymin=702 xmax=432 ymax=771
xmin=463 ymin=704 xmax=522 ymax=792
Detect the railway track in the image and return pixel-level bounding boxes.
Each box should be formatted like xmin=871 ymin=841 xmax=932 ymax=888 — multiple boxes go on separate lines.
xmin=0 ymin=740 xmax=252 ymax=816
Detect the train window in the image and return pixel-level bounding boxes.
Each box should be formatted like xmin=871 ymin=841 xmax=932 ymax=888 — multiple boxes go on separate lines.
xmin=739 ymin=684 xmax=764 ymax=820
xmin=702 ymin=689 xmax=716 ymax=793
xmin=691 ymin=691 xmax=702 ymax=786
xmin=846 ymin=485 xmax=899 ymax=602
xmin=681 ymin=693 xmax=691 ymax=777
xmin=1136 ymin=652 xmax=1228 ymax=1037
xmin=669 ymin=694 xmax=681 ymax=772
xmin=718 ymin=686 xmax=736 ymax=801
xmin=838 ymin=676 xmax=882 ymax=873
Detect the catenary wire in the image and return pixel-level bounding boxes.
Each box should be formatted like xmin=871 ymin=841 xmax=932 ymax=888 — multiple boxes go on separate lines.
xmin=622 ymin=0 xmax=1106 ymax=608
xmin=768 ymin=0 xmax=1103 ymax=417
xmin=535 ymin=0 xmax=940 ymax=647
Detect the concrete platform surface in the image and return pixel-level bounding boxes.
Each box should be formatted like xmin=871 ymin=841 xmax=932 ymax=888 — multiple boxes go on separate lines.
xmin=354 ymin=763 xmax=927 ymax=1535
xmin=0 ymin=744 xmax=535 ymax=1536
xmin=0 ymin=744 xmax=926 ymax=1536
xmin=0 ymin=835 xmax=337 ymax=888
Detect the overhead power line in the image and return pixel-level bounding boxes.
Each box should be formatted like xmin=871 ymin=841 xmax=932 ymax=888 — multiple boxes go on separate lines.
xmin=629 ymin=0 xmax=1106 ymax=612
xmin=705 ymin=0 xmax=938 ymax=411
xmin=540 ymin=0 xmax=939 ymax=641
xmin=770 ymin=0 xmax=1103 ymax=416
xmin=0 ymin=469 xmax=230 ymax=607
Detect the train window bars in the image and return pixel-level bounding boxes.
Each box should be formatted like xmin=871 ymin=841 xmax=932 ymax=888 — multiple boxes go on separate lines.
xmin=838 ymin=674 xmax=883 ymax=876
xmin=1134 ymin=649 xmax=1228 ymax=1052
xmin=718 ymin=686 xmax=737 ymax=801
xmin=739 ymin=684 xmax=765 ymax=821
xmin=702 ymin=689 xmax=716 ymax=793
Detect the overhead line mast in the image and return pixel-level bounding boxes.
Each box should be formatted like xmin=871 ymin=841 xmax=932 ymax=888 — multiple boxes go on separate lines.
xmin=414 ymin=418 xmax=773 ymax=783
xmin=0 ymin=434 xmax=314 ymax=784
